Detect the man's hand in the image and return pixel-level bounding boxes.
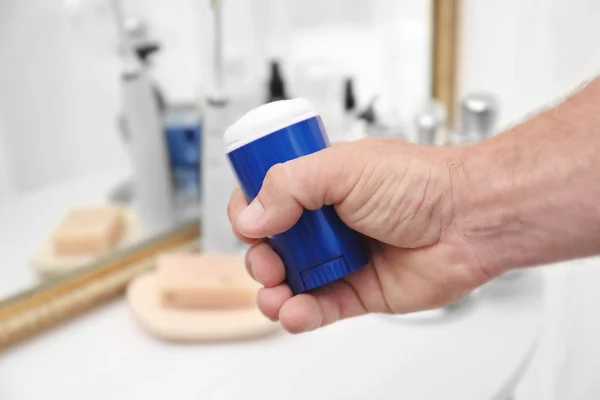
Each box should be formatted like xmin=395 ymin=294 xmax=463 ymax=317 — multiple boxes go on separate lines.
xmin=227 ymin=138 xmax=493 ymax=333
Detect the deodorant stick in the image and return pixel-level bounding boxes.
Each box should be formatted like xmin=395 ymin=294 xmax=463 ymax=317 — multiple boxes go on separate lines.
xmin=225 ymin=98 xmax=369 ymax=294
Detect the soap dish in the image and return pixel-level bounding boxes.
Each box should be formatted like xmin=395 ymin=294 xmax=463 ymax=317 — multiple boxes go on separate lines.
xmin=127 ymin=272 xmax=279 ymax=342
xmin=29 ymin=206 xmax=142 ymax=278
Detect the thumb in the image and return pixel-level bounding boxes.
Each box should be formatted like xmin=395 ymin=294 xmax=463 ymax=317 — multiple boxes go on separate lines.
xmin=236 ymin=144 xmax=364 ymax=239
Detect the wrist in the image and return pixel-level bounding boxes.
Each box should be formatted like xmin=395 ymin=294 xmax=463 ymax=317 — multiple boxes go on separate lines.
xmin=447 ymin=78 xmax=600 ymax=277
xmin=449 ymin=138 xmax=526 ymax=277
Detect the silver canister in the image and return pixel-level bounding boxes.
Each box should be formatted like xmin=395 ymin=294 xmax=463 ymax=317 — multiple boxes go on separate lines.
xmin=460 ymin=92 xmax=498 ymax=140
xmin=414 ymin=100 xmax=446 ymax=146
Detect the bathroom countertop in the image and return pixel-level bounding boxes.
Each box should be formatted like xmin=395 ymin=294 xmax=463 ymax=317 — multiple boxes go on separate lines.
xmin=0 ymin=268 xmax=544 ymax=400
xmin=0 ymin=167 xmax=546 ymax=399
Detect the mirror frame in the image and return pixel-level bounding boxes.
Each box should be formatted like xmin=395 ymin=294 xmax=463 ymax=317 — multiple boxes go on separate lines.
xmin=0 ymin=0 xmax=459 ymax=351
xmin=0 ymin=221 xmax=200 ymax=349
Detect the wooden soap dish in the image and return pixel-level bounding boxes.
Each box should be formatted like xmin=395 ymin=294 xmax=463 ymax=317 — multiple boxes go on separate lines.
xmin=127 ymin=272 xmax=279 ymax=342
xmin=29 ymin=207 xmax=142 ymax=278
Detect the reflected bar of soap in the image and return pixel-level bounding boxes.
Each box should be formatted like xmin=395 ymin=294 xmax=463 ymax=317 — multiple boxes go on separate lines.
xmin=52 ymin=206 xmax=124 ymax=257
xmin=157 ymin=253 xmax=257 ymax=310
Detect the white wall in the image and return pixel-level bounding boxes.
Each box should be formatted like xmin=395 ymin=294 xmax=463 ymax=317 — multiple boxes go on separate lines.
xmin=0 ymin=0 xmax=129 ymax=194
xmin=459 ymin=1 xmax=600 ymax=399
xmin=459 ymin=0 xmax=600 ymax=128
xmin=459 ymin=0 xmax=552 ymax=127
xmin=0 ymin=115 xmax=15 ymax=200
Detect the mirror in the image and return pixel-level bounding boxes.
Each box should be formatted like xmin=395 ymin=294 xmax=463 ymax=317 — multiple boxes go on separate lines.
xmin=0 ymin=0 xmax=453 ymax=335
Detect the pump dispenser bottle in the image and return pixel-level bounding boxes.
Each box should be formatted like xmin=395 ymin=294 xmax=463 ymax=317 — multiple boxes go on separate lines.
xmin=201 ymin=0 xmax=244 ymax=254
xmin=113 ymin=0 xmax=173 ymax=233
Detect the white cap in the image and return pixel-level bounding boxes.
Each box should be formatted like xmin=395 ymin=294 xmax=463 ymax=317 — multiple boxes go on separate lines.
xmin=224 ymin=98 xmax=318 ymax=153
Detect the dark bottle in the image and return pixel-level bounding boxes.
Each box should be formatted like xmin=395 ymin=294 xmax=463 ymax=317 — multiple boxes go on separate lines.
xmin=266 ymin=60 xmax=288 ymax=103
xmin=344 ymin=77 xmax=356 ymax=113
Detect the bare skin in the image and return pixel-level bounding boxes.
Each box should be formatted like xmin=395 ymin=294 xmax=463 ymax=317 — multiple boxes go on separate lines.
xmin=227 ymin=77 xmax=600 ymax=334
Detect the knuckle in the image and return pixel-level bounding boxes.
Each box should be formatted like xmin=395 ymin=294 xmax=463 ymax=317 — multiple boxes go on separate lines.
xmin=292 ymin=160 xmax=313 ymax=190
xmin=266 ymin=162 xmax=288 ymax=181
xmin=263 ymin=163 xmax=290 ymax=195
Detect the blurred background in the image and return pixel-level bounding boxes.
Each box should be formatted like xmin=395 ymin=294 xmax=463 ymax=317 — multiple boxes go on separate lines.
xmin=0 ymin=0 xmax=432 ymax=195
xmin=1 ymin=0 xmax=599 ymax=196
xmin=1 ymin=0 xmax=600 ymax=399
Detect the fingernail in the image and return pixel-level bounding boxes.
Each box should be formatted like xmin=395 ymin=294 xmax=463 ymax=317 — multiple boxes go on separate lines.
xmin=238 ymin=198 xmax=265 ymax=232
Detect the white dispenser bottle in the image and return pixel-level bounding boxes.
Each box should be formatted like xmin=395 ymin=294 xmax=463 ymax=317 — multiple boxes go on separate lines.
xmin=200 ymin=0 xmax=243 ymax=254
xmin=114 ymin=0 xmax=174 ymax=233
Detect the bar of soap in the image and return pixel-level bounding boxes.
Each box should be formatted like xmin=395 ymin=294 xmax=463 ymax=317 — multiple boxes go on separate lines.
xmin=157 ymin=253 xmax=257 ymax=310
xmin=51 ymin=206 xmax=125 ymax=257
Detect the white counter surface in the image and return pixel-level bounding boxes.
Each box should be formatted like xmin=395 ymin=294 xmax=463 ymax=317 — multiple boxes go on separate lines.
xmin=0 ymin=171 xmax=544 ymax=400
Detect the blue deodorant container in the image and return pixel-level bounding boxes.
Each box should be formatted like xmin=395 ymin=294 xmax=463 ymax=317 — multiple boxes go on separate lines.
xmin=225 ymin=98 xmax=369 ymax=294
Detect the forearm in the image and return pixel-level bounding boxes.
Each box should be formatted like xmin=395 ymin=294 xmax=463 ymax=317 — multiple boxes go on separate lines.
xmin=455 ymin=77 xmax=600 ymax=276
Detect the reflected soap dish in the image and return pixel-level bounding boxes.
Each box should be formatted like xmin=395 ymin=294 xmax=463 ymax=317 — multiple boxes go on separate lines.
xmin=29 ymin=204 xmax=143 ymax=278
xmin=126 ymin=252 xmax=279 ymax=342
